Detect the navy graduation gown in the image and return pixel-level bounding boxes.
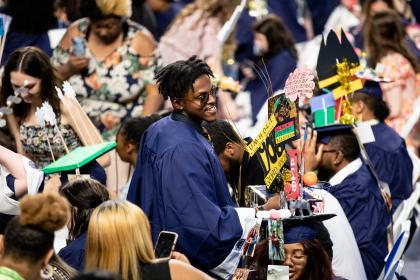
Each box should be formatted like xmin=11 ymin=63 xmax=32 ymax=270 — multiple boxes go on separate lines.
xmin=328 ymin=164 xmax=391 ymax=280
xmin=245 ymin=50 xmax=297 ymax=124
xmin=365 ymin=122 xmax=413 ymax=210
xmin=127 ymin=116 xmax=242 ymax=272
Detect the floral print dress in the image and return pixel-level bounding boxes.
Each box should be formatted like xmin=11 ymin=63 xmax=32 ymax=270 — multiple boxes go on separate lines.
xmin=52 ymin=18 xmax=160 ymax=134
xmin=20 ymin=120 xmax=82 ymax=169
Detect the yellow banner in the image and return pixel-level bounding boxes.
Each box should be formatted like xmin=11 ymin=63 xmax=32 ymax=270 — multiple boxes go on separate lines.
xmin=264 ymin=149 xmax=287 ymax=187
xmin=333 ymin=78 xmax=363 ymax=99
xmin=246 ymin=114 xmax=277 ymax=157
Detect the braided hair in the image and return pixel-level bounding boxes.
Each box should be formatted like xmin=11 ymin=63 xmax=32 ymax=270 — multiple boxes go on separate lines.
xmin=155 ymin=56 xmax=214 ymax=100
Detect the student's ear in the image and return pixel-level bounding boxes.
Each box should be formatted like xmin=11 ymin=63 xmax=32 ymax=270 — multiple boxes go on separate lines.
xmin=42 ymin=249 xmax=54 ymax=267
xmin=223 ymin=142 xmax=236 ymax=159
xmin=172 ymin=98 xmax=184 ymax=111
xmin=334 ymin=150 xmax=345 ymax=166
xmin=126 ymin=143 xmax=136 ymax=154
xmin=351 ymin=99 xmax=364 ymax=115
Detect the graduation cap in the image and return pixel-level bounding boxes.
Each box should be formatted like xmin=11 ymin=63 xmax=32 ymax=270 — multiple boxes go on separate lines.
xmin=42 ymin=141 xmax=116 ymax=185
xmin=356 ymin=80 xmax=383 ymax=100
xmin=316 ymin=29 xmax=363 ymax=100
xmin=314 ymin=124 xmax=353 ymax=145
xmin=283 ymin=213 xmax=335 ymax=245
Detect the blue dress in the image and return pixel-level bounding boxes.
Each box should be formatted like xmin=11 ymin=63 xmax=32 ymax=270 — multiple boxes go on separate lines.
xmin=365 ymin=122 xmax=413 ymax=210
xmin=58 ymin=233 xmax=87 ymax=271
xmin=127 ymin=114 xmax=242 ymax=272
xmin=328 ymin=164 xmax=391 ymax=280
xmin=245 ymin=50 xmax=297 ymax=124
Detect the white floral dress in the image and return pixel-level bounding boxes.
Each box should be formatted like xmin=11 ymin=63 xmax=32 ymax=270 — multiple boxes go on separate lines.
xmin=52 ymin=18 xmax=160 ymax=133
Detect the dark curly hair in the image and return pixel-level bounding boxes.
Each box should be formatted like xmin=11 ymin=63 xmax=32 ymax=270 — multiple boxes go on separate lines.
xmin=117 ymin=115 xmax=163 ymax=151
xmin=59 ymin=178 xmax=109 ymax=241
xmin=3 ymin=193 xmax=69 ymax=264
xmin=203 ymin=119 xmax=243 ymax=155
xmin=155 ymin=55 xmax=213 ymax=100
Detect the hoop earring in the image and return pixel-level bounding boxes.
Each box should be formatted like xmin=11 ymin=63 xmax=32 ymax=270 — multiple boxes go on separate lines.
xmin=40 ymin=264 xmax=54 ymax=279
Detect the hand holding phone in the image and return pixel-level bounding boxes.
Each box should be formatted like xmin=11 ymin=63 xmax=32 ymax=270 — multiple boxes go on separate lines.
xmin=72 ymin=37 xmax=86 ymax=57
xmin=155 ymin=231 xmax=178 ymax=259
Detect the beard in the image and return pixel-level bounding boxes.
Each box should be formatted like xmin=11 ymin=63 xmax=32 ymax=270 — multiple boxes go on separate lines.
xmin=317 ymin=165 xmax=336 ymax=182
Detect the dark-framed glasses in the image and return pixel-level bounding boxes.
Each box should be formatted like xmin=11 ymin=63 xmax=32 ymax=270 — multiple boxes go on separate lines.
xmin=195 ymin=86 xmax=218 ymax=106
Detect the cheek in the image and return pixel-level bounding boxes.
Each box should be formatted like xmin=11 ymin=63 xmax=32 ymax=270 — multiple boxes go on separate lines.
xmin=293 ymin=260 xmax=308 ymax=278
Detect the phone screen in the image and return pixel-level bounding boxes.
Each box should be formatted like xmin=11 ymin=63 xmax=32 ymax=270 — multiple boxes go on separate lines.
xmin=155 ymin=231 xmax=178 ymax=258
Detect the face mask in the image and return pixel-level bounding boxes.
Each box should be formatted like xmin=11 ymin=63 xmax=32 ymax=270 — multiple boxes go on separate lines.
xmin=253 ymin=43 xmax=263 ymax=56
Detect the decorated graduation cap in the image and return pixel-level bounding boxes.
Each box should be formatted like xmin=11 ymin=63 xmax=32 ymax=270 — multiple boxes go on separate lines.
xmin=310 ymin=91 xmax=336 ymax=127
xmin=311 ymin=30 xmax=364 ymax=128
xmin=316 ymin=29 xmax=363 ymax=100
xmin=283 ymin=213 xmax=335 ymax=245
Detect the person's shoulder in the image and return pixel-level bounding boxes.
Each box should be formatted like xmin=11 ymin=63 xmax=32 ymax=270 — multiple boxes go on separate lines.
xmin=57 ymin=18 xmax=88 ymax=49
xmin=168 ymin=259 xmax=211 ymax=280
xmin=128 ymin=19 xmax=157 ymax=56
xmin=367 ymin=122 xmax=404 ymax=152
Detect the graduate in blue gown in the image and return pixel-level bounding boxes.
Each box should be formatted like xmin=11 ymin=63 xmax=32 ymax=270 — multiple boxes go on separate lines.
xmin=304 ymin=126 xmax=391 ymax=280
xmin=128 ymin=57 xmax=281 ymax=276
xmin=242 ymin=15 xmax=297 ymax=124
xmin=351 ymin=81 xmax=413 ymax=210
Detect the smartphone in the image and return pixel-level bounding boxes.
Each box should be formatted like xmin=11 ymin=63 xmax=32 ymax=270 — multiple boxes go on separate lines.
xmin=154 ymin=231 xmax=178 ymax=259
xmin=71 ymin=37 xmax=86 ymax=57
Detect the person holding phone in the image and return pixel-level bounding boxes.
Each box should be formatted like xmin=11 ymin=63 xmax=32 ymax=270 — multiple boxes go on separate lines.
xmin=127 ymin=56 xmax=281 ymax=278
xmin=52 ymin=0 xmax=163 ymax=134
xmin=86 ymin=200 xmax=212 ymax=280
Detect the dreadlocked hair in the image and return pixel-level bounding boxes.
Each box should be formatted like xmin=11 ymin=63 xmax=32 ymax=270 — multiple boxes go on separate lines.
xmin=203 ymin=120 xmax=243 ymax=155
xmin=155 ymin=56 xmax=214 ymax=100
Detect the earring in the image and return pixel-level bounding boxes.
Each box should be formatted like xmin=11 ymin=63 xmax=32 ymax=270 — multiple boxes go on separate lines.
xmin=40 ymin=264 xmax=54 ymax=279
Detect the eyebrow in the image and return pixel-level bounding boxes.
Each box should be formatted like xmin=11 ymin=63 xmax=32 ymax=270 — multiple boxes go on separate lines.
xmin=11 ymin=82 xmax=37 ymax=88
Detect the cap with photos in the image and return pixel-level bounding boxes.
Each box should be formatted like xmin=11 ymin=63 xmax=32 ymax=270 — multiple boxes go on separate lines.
xmin=283 ymin=213 xmax=335 ymax=244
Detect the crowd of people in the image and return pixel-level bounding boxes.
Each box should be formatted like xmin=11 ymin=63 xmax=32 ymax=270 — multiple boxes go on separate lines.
xmin=0 ymin=0 xmax=419 ymax=279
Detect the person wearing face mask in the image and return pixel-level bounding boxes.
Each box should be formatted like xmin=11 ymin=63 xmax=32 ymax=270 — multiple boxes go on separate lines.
xmin=241 ymin=14 xmax=297 ymax=125
xmin=0 ymin=47 xmax=109 ymax=170
xmin=304 ymin=126 xmax=391 ymax=280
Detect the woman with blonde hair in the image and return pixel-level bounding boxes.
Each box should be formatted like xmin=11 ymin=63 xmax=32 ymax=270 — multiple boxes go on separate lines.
xmin=86 ymin=200 xmax=212 ymax=280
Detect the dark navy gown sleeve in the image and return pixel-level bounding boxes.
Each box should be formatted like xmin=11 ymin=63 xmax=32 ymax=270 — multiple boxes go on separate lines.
xmin=140 ymin=143 xmax=242 ymax=272
xmin=331 ymin=175 xmax=390 ymax=280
